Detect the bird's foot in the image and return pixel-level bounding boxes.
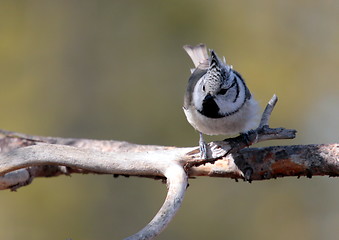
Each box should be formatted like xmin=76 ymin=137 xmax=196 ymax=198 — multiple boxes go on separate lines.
xmin=199 ymin=140 xmax=208 ymax=159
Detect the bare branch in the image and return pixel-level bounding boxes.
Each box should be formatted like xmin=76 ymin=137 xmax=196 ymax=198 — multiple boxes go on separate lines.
xmin=0 ymin=94 xmax=338 ymax=239
xmin=259 ymin=94 xmax=278 ymax=128
xmin=0 ymin=168 xmax=31 ymax=190
xmin=188 ymin=144 xmax=339 ymax=181
xmin=0 ymin=140 xmax=192 ymax=240
xmin=124 ymin=165 xmax=187 ymax=240
xmin=0 ymin=143 xmax=193 ymax=178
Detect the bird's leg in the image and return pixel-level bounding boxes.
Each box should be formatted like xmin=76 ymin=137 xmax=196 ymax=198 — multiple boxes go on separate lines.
xmin=199 ymin=132 xmax=208 ymax=159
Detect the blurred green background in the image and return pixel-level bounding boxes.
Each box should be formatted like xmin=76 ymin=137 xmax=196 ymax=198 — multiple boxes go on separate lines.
xmin=0 ymin=1 xmax=338 ymax=239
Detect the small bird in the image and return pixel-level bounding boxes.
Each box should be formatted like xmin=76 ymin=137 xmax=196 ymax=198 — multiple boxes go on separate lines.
xmin=183 ymin=44 xmax=260 ymax=158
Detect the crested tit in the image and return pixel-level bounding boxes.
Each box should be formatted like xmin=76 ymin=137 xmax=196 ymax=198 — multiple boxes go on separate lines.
xmin=183 ymin=44 xmax=260 ymax=158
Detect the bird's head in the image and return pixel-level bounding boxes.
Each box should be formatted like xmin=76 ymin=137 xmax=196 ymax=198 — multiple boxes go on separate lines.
xmin=202 ymin=50 xmax=233 ymax=97
xmin=194 ymin=50 xmax=242 ymax=118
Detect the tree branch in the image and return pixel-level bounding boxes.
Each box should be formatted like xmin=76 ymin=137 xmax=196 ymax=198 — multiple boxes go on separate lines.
xmin=0 ymin=95 xmax=338 ymax=239
xmin=125 ymin=165 xmax=187 ymax=240
xmin=188 ymin=144 xmax=339 ymax=181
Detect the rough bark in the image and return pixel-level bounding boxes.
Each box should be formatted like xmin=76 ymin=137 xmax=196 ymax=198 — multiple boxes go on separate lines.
xmin=0 ymin=95 xmax=338 ymax=239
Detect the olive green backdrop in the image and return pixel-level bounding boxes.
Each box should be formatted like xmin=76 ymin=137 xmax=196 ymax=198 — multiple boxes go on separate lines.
xmin=0 ymin=1 xmax=338 ymax=239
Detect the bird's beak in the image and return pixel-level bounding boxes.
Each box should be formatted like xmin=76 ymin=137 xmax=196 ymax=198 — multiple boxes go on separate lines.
xmin=204 ymin=93 xmax=214 ymax=101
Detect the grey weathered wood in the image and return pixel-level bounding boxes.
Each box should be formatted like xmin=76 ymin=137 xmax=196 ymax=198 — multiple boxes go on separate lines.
xmin=0 ymin=95 xmax=338 ymax=239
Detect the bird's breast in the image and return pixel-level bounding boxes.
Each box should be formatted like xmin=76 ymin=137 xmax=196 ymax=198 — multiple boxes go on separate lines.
xmin=184 ymin=98 xmax=260 ymax=136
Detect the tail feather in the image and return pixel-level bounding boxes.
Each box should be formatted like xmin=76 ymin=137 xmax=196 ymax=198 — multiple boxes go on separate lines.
xmin=183 ymin=44 xmax=209 ymax=69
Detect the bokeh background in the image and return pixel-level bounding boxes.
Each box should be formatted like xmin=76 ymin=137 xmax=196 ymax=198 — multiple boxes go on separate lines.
xmin=0 ymin=1 xmax=338 ymax=239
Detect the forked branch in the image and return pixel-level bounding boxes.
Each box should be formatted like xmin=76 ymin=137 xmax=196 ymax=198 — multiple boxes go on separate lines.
xmin=0 ymin=95 xmax=338 ymax=240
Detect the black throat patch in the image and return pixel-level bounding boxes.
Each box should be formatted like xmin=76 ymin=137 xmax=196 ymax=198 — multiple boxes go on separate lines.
xmin=198 ymin=95 xmax=223 ymax=118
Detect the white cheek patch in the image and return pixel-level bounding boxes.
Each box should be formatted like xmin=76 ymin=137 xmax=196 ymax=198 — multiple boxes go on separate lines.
xmin=215 ymin=76 xmax=246 ymax=116
xmin=192 ymin=78 xmax=206 ymax=111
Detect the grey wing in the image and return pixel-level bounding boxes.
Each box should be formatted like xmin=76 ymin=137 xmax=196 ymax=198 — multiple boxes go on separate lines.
xmin=183 ymin=44 xmax=209 ymax=69
xmin=183 ymin=68 xmax=207 ymax=110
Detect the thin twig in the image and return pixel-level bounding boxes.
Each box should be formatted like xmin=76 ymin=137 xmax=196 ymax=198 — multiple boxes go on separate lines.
xmin=259 ymin=94 xmax=278 ymax=128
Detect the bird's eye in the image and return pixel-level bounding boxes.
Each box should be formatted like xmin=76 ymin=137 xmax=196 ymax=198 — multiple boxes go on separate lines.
xmin=202 ymin=85 xmax=206 ymax=92
xmin=218 ymin=88 xmax=227 ymax=95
